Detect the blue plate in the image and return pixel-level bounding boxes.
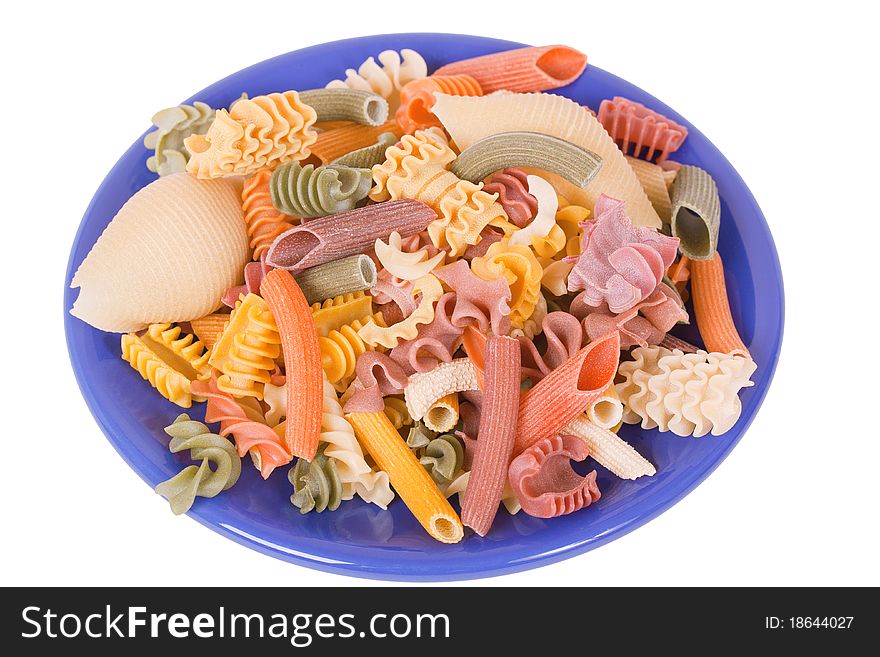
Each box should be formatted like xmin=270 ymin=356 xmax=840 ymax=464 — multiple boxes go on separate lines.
xmin=64 ymin=33 xmax=784 ymax=581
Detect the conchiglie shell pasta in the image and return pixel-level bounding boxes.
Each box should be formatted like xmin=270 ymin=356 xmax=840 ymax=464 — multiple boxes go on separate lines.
xmin=70 ymin=173 xmax=249 ymax=332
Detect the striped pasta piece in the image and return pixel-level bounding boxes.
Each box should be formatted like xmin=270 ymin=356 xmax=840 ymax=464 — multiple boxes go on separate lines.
xmin=564 ymin=415 xmax=656 ymax=480
xmin=298 ymin=89 xmax=389 ymax=126
xmin=405 ymin=358 xmax=481 ymax=421
xmin=597 ymin=96 xmax=688 ymax=163
xmin=270 ymin=162 xmax=372 ymax=218
xmin=260 ymin=270 xmax=323 ymax=461
xmin=690 ymin=253 xmax=751 ymax=357
xmin=461 ymin=336 xmax=520 ymax=536
xmin=266 ymin=199 xmax=436 ymax=273
xmin=450 ymin=132 xmax=602 ymax=189
xmin=513 ymin=332 xmax=620 ymax=457
xmin=625 ymin=156 xmax=673 ymax=224
xmin=309 ymin=120 xmax=403 ymax=164
xmin=396 ymin=74 xmax=483 ymax=133
xmin=432 ymin=92 xmax=662 ymax=228
xmin=294 ymin=254 xmax=376 ymax=306
xmin=670 ymin=165 xmax=722 ymax=260
xmin=242 ymin=171 xmax=298 ymax=261
xmin=585 ymin=384 xmax=624 ymax=430
xmin=332 ymin=131 xmax=398 ymax=168
xmin=423 ymin=392 xmax=459 ymax=433
xmin=189 ymin=313 xmax=229 ymax=350
xmin=346 ymin=411 xmax=464 ymax=543
xmin=433 ymin=45 xmax=587 ymax=93
xmin=319 ymin=312 xmax=387 ymax=389
xmin=310 ymin=291 xmax=374 ymax=336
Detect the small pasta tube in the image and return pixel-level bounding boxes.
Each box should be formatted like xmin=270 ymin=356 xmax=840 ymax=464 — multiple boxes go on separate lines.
xmin=298 ymin=89 xmax=389 ymax=126
xmin=346 ymin=411 xmax=464 ymax=543
xmin=564 ymin=416 xmax=656 ymax=480
xmin=585 ymin=384 xmax=624 ymax=430
xmin=404 ymin=358 xmax=481 ymax=421
xmin=294 ymin=254 xmax=376 ymax=306
xmin=423 ymin=393 xmax=460 ymax=433
xmin=690 ymin=253 xmax=750 ymax=358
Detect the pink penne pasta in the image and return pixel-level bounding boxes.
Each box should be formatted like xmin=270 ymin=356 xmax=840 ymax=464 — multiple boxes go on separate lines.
xmin=461 ymin=335 xmax=521 ymax=536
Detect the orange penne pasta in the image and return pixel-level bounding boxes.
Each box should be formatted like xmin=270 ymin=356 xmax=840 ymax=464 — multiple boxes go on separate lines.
xmin=189 ymin=313 xmax=230 ymax=350
xmin=346 ymin=411 xmax=464 ymax=543
xmin=259 ymin=270 xmax=323 ymax=460
xmin=461 ymin=335 xmax=520 ymax=536
xmin=395 ymin=75 xmax=482 ymax=133
xmin=309 ymin=120 xmax=403 ymax=164
xmin=513 ymin=332 xmax=620 ymax=458
xmin=432 ymin=45 xmax=587 ymax=94
xmin=690 ymin=253 xmax=751 ymax=358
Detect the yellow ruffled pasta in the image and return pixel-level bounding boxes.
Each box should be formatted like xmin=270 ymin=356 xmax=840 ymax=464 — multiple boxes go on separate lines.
xmin=310 ymin=291 xmax=374 ymax=337
xmin=555 ymin=194 xmax=589 ymax=257
xmin=358 ymin=274 xmax=444 ymax=349
xmin=508 ymin=292 xmax=547 ymax=340
xmin=471 ymin=239 xmax=543 ymax=330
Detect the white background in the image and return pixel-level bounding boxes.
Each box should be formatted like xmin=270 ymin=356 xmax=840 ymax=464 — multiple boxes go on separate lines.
xmin=2 ymin=0 xmax=877 ymax=587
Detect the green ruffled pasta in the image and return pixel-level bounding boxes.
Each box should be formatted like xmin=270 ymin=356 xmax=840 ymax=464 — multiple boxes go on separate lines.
xmin=450 ymin=131 xmax=603 ymax=188
xmin=295 ymin=254 xmax=376 ymax=305
xmin=289 ymin=444 xmax=344 ymax=513
xmin=419 ymin=434 xmax=464 ymax=484
xmin=154 ymin=414 xmax=242 ymax=515
xmin=670 ymin=164 xmax=721 ymax=260
xmin=299 ymin=88 xmax=389 ymax=126
xmin=144 ymin=102 xmax=215 ymax=176
xmin=270 ymin=162 xmax=372 ymax=218
xmin=332 ymin=131 xmax=398 ymax=168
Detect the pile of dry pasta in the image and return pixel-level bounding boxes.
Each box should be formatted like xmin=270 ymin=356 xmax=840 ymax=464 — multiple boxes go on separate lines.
xmin=70 ymin=44 xmax=757 ymax=543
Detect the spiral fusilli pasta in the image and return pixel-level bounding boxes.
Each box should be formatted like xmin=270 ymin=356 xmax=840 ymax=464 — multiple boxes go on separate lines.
xmin=289 ymin=443 xmax=343 ymax=513
xmin=144 ymin=101 xmax=214 ymax=176
xmin=270 ymin=162 xmax=372 ymax=218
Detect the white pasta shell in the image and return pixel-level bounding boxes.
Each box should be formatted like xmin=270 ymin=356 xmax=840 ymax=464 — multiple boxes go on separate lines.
xmin=70 ymin=173 xmax=249 ymax=332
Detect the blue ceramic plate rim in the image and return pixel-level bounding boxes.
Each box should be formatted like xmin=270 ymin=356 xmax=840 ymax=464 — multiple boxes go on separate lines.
xmin=64 ymin=33 xmax=784 ymax=581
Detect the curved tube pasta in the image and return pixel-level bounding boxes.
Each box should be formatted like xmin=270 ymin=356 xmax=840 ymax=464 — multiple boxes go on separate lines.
xmin=270 ymin=162 xmax=372 ymax=219
xmin=294 ymin=255 xmax=377 ymax=306
xmin=332 ymin=131 xmax=398 ymax=169
xmin=404 ymin=358 xmax=480 ymax=421
xmin=670 ymin=165 xmax=721 ymax=261
xmin=450 ymin=132 xmax=602 ymax=189
xmin=564 ymin=416 xmax=655 ymax=480
xmin=423 ymin=392 xmax=459 ymax=433
xmin=299 ymin=88 xmax=389 ymax=126
xmin=585 ymin=384 xmax=624 ymax=430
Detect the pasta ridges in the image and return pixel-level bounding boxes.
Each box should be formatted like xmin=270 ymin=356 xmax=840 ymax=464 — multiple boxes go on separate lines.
xmin=319 ymin=312 xmax=387 ymax=389
xmin=242 ymin=170 xmax=298 ymax=260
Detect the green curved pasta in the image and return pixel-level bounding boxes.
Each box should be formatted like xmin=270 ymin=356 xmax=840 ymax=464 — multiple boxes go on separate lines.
xmin=450 ymin=131 xmax=603 ymax=188
xmin=144 ymin=101 xmax=215 ymax=176
xmin=289 ymin=444 xmax=344 ymax=513
xmin=419 ymin=434 xmax=465 ymax=484
xmin=154 ymin=414 xmax=241 ymax=515
xmin=294 ymin=254 xmax=376 ymax=305
xmin=406 ymin=421 xmax=437 ymax=451
xmin=270 ymin=162 xmax=372 ymax=218
xmin=299 ymin=88 xmax=389 ymax=126
xmin=332 ymin=131 xmax=398 ymax=168
xmin=669 ymin=164 xmax=721 ymax=260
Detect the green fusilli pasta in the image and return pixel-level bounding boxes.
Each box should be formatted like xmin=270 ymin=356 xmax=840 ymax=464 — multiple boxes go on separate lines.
xmin=144 ymin=102 xmax=215 ymax=176
xmin=270 ymin=162 xmax=372 ymax=218
xmin=289 ymin=444 xmax=344 ymax=513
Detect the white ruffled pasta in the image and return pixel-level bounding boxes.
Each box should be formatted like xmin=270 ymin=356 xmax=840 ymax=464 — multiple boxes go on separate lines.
xmin=374 ymin=231 xmax=445 ymax=281
xmin=616 ymin=347 xmax=757 ymax=437
xmin=326 ymin=49 xmax=428 ymax=112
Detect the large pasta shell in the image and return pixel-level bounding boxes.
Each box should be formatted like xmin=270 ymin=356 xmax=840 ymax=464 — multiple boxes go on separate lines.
xmin=70 ymin=173 xmax=249 ymax=332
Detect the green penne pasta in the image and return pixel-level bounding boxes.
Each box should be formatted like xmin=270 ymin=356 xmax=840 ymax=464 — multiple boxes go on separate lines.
xmin=294 ymin=254 xmax=377 ymax=305
xmin=289 ymin=444 xmax=344 ymax=513
xmin=270 ymin=162 xmax=372 ymax=218
xmin=450 ymin=131 xmax=603 ymax=188
xmin=299 ymin=88 xmax=389 ymax=126
xmin=331 ymin=131 xmax=398 ymax=168
xmin=670 ymin=164 xmax=721 ymax=260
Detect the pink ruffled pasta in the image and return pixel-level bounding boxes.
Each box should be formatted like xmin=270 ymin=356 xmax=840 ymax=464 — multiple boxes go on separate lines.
xmin=343 ymin=352 xmax=408 ymax=413
xmin=597 ymin=96 xmax=688 ymax=163
xmin=461 ymin=228 xmax=504 ymax=260
xmin=518 ymin=311 xmax=584 ymax=381
xmin=483 ymin=168 xmax=537 ymax=228
xmin=222 ymin=257 xmax=273 ymax=308
xmin=389 ymin=292 xmax=463 ymax=375
xmin=432 ymin=260 xmax=512 ymax=336
xmin=371 ymin=269 xmax=417 ymax=316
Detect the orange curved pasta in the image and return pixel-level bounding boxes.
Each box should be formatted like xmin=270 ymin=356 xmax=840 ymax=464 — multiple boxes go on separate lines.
xmin=346 ymin=411 xmax=464 ymax=543
xmin=396 ymin=75 xmax=483 ymax=133
xmin=242 ymin=171 xmax=298 ymax=260
xmin=690 ymin=253 xmax=751 ymax=358
xmin=190 ymin=313 xmax=229 ymax=350
xmin=259 ymin=270 xmax=323 ymax=461
xmin=309 ymin=120 xmax=403 ymax=164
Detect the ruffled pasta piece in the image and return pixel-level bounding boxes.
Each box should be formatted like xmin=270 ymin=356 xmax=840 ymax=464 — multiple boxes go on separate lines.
xmin=310 ymin=120 xmax=403 ymax=165
xmin=386 ymin=293 xmax=460 ymax=375
xmin=508 ymin=175 xmax=558 ymax=248
xmin=433 ymin=260 xmax=512 ymax=336
xmin=461 ymin=336 xmax=521 ymax=536
xmin=404 ymin=358 xmax=481 ymax=421
xmin=513 ymin=333 xmax=620 ymax=457
xmin=375 ymin=231 xmax=446 ymax=281
xmin=144 ymin=101 xmax=214 ymax=176
xmin=294 ymin=255 xmax=376 ymax=306
xmin=626 ymin=156 xmax=673 ymax=223
xmin=451 ymin=132 xmax=602 ymax=189
xmin=260 ymin=271 xmax=323 ymax=461
xmin=541 ymin=260 xmax=574 ymax=296
xmin=471 ymin=239 xmax=543 ymax=330
xmin=370 ymin=129 xmax=508 ymax=256
xmin=565 ymin=194 xmax=679 ymax=313
xmin=222 ymin=258 xmax=272 ymax=308
xmin=185 ymin=91 xmax=318 ymax=178
xmin=298 ymin=89 xmax=389 ymax=126
xmin=331 ymin=131 xmax=398 ymax=169
xmin=263 ymin=379 xmax=287 ymax=426
xmin=616 ymin=346 xmax=757 ymax=437
xmin=319 ymin=312 xmax=387 ymax=390
xmin=597 ymin=96 xmax=688 ymax=163
xmin=269 ymin=162 xmax=372 ymax=218
xmin=423 ymin=392 xmax=459 ymax=433
xmin=432 ymin=92 xmax=662 ymax=228
xmin=383 ymin=395 xmax=412 ymax=430
xmin=358 ymin=274 xmax=444 ymax=349
xmin=155 ymin=413 xmax=241 ymax=515
xmin=396 ymin=74 xmax=483 ymax=133
xmin=585 ymin=384 xmax=624 ymax=430
xmin=266 ymin=199 xmax=436 ymax=273
xmin=564 ymin=415 xmax=655 ymax=479
xmin=189 ymin=313 xmax=229 ymax=350
xmin=310 ymin=291 xmax=374 ymax=336
xmin=191 ymin=376 xmax=292 ymax=479
xmin=517 ymin=311 xmax=583 ymax=381
xmin=346 ymin=411 xmax=464 ymax=543
xmin=483 ymin=168 xmax=537 ymax=228
xmin=288 ymin=443 xmax=343 ymax=513
xmin=371 ymin=269 xmax=417 ymax=318
xmin=509 ymin=435 xmax=601 ymax=518
xmin=326 ymin=49 xmax=428 ymax=112
xmin=670 ymin=165 xmax=722 ymax=260
xmin=433 ymin=45 xmax=587 ymax=93
xmin=70 ymin=174 xmax=248 ymax=333
xmin=690 ymin=253 xmax=751 ymax=357
xmin=121 ymin=322 xmax=211 ymax=408
xmin=242 ymin=171 xmax=298 ymax=261
xmin=343 ymin=351 xmax=409 ymax=413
